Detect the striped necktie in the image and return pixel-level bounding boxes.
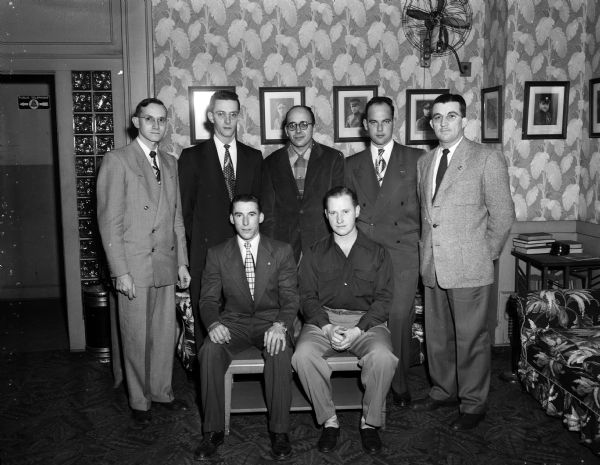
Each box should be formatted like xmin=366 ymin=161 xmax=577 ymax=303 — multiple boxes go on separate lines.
xmin=244 ymin=241 xmax=255 ymax=299
xmin=223 ymin=144 xmax=235 ymax=200
xmin=294 ymin=152 xmax=307 ymax=197
xmin=375 ymin=148 xmax=386 ymax=185
xmin=149 ymin=150 xmax=161 ymax=183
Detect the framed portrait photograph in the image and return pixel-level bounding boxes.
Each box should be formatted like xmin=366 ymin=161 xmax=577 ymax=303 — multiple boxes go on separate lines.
xmin=405 ymin=89 xmax=449 ymax=145
xmin=481 ymin=85 xmax=503 ymax=143
xmin=522 ymin=81 xmax=569 ymax=139
xmin=590 ymin=77 xmax=600 ymax=138
xmin=333 ymin=85 xmax=377 ymax=142
xmin=189 ymin=85 xmax=235 ymax=144
xmin=259 ymin=87 xmax=305 ymax=144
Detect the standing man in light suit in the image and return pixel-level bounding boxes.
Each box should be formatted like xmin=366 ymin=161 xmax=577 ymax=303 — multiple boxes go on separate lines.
xmin=97 ymin=97 xmax=191 ymax=425
xmin=344 ymin=96 xmax=424 ymax=408
xmin=413 ymin=93 xmax=514 ymax=431
xmin=179 ymin=90 xmax=262 ymax=351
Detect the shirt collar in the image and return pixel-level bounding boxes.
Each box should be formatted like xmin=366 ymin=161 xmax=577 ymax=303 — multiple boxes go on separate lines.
xmin=236 ymin=234 xmax=260 ymax=260
xmin=287 ymin=141 xmax=313 ymax=163
xmin=370 ymin=139 xmax=394 ymax=161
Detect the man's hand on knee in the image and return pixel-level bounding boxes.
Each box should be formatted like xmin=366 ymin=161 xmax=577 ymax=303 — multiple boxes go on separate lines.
xmin=264 ymin=323 xmax=287 ymax=356
xmin=208 ymin=323 xmax=231 ymax=344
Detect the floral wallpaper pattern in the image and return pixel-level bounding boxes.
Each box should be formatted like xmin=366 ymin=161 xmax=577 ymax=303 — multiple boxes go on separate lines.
xmin=151 ymin=0 xmax=599 ymax=224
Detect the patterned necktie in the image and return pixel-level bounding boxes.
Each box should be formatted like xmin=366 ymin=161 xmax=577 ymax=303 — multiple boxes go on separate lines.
xmin=244 ymin=241 xmax=255 ymax=299
xmin=294 ymin=151 xmax=307 ymax=197
xmin=375 ymin=148 xmax=386 ymax=185
xmin=223 ymin=144 xmax=235 ymax=200
xmin=434 ymin=148 xmax=449 ymax=201
xmin=149 ymin=150 xmax=161 ymax=183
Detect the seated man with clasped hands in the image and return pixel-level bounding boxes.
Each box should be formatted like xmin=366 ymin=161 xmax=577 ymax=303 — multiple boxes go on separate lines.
xmin=291 ymin=186 xmax=397 ymax=455
xmin=194 ymin=194 xmax=299 ymax=461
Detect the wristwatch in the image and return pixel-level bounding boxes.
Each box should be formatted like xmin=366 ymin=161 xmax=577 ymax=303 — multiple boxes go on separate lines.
xmin=273 ymin=321 xmax=287 ymax=333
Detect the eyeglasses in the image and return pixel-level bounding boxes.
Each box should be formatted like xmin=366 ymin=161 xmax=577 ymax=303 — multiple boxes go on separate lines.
xmin=367 ymin=119 xmax=392 ymax=127
xmin=138 ymin=115 xmax=168 ymax=125
xmin=213 ymin=111 xmax=239 ymax=120
xmin=286 ymin=121 xmax=313 ymax=131
xmin=431 ymin=112 xmax=462 ymax=125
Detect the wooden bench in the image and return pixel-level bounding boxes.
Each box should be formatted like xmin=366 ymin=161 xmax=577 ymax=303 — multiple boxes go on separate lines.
xmin=224 ymin=346 xmax=386 ymax=434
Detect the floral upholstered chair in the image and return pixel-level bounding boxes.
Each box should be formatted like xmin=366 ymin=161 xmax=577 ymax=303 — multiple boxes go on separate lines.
xmin=517 ymin=288 xmax=600 ymax=455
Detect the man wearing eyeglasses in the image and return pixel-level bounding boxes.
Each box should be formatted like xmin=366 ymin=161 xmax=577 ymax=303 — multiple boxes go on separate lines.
xmin=344 ymin=96 xmax=424 ymax=410
xmin=414 ymin=93 xmax=514 ymax=431
xmin=97 ymin=98 xmax=191 ymax=425
xmin=261 ymin=105 xmax=344 ymax=262
xmin=178 ymin=90 xmax=262 ymax=353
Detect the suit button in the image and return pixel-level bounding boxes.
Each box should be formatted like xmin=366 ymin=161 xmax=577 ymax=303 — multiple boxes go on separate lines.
xmin=171 ymin=246 xmax=174 ymax=250
xmin=363 ymin=203 xmax=366 ymax=207
xmin=369 ymin=223 xmax=374 ymax=226
xmin=433 ymin=224 xmax=438 ymax=228
xmin=394 ymin=222 xmax=398 ymax=226
xmin=151 ymin=228 xmax=155 ymax=233
xmin=151 ymin=247 xmax=155 ymax=252
xmin=299 ymin=209 xmax=304 ymax=214
xmin=400 ymin=201 xmax=404 ymax=206
xmin=144 ymin=206 xmax=149 ymax=210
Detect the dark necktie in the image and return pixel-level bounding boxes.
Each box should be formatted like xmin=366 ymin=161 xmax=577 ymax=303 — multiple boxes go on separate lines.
xmin=375 ymin=148 xmax=386 ymax=185
xmin=433 ymin=148 xmax=449 ymax=201
xmin=244 ymin=242 xmax=255 ymax=299
xmin=223 ymin=144 xmax=235 ymax=200
xmin=294 ymin=152 xmax=307 ymax=197
xmin=149 ymin=150 xmax=160 ymax=183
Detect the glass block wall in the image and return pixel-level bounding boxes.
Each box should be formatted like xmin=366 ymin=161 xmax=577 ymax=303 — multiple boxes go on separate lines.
xmin=71 ymin=71 xmax=114 ymax=286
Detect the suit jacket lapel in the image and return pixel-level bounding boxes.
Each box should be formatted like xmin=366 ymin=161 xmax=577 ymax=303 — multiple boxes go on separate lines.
xmin=223 ymin=238 xmax=253 ymax=302
xmin=435 ymin=139 xmax=469 ymax=202
xmin=132 ymin=142 xmax=160 ymax=205
xmin=378 ymin=143 xmax=405 ymax=204
xmin=253 ymin=236 xmax=273 ymax=305
xmin=422 ymin=150 xmax=435 ymax=215
xmin=302 ymin=142 xmax=322 ymax=200
xmin=353 ymin=151 xmax=379 ymax=205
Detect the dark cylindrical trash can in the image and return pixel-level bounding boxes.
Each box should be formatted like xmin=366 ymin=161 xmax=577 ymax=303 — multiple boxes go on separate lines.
xmin=83 ymin=284 xmax=111 ymax=362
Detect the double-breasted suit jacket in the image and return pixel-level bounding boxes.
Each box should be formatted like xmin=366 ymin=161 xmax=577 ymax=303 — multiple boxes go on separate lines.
xmin=96 ymin=140 xmax=187 ymax=410
xmin=344 ymin=141 xmax=424 ymax=396
xmin=417 ymin=138 xmax=515 ymax=289
xmin=97 ymin=141 xmax=187 ymax=286
xmin=178 ymin=138 xmax=262 ymax=346
xmin=261 ymin=142 xmax=344 ymax=261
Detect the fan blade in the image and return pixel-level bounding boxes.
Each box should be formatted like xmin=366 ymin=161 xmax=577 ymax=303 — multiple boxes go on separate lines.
xmin=441 ymin=16 xmax=470 ymax=29
xmin=406 ymin=8 xmax=433 ymax=22
xmin=436 ymin=0 xmax=446 ymax=13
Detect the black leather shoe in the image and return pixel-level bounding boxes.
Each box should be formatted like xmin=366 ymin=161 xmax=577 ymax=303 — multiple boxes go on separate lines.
xmin=194 ymin=431 xmax=225 ymax=459
xmin=153 ymin=399 xmax=189 ymax=411
xmin=131 ymin=409 xmax=151 ymax=425
xmin=359 ymin=428 xmax=382 ymax=454
xmin=317 ymin=427 xmax=339 ymax=453
xmin=392 ymin=390 xmax=411 ymax=408
xmin=269 ymin=432 xmax=292 ymax=460
xmin=411 ymin=397 xmax=459 ymax=411
xmin=450 ymin=413 xmax=485 ymax=431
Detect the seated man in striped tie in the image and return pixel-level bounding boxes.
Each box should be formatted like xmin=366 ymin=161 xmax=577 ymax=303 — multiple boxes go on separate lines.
xmin=291 ymin=186 xmax=397 ymax=455
xmin=195 ymin=194 xmax=299 ymax=461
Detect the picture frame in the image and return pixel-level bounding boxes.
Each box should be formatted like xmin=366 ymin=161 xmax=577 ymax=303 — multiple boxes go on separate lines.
xmin=405 ymin=88 xmax=449 ymax=145
xmin=333 ymin=85 xmax=377 ymax=142
xmin=189 ymin=85 xmax=235 ymax=144
xmin=259 ymin=87 xmax=305 ymax=144
xmin=481 ymin=85 xmax=503 ymax=143
xmin=590 ymin=77 xmax=600 ymax=138
xmin=522 ymin=81 xmax=569 ymax=139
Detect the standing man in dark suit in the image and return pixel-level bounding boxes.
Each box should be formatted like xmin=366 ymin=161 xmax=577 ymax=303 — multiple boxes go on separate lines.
xmin=179 ymin=90 xmax=262 ymax=350
xmin=414 ymin=93 xmax=514 ymax=430
xmin=261 ymin=105 xmax=344 ymax=262
xmin=194 ymin=194 xmax=298 ymax=461
xmin=97 ymin=98 xmax=191 ymax=425
xmin=344 ymin=96 xmax=424 ymax=407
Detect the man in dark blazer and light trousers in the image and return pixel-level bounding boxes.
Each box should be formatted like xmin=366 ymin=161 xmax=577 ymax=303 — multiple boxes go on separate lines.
xmin=178 ymin=90 xmax=262 ymax=351
xmin=97 ymin=98 xmax=191 ymax=425
xmin=413 ymin=93 xmax=514 ymax=431
xmin=344 ymin=96 xmax=424 ymax=407
xmin=261 ymin=105 xmax=344 ymax=262
xmin=194 ymin=194 xmax=298 ymax=461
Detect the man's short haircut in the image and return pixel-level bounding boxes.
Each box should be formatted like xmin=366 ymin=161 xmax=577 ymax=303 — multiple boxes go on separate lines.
xmin=324 ymin=186 xmax=358 ymax=209
xmin=364 ymin=96 xmax=395 ymax=119
xmin=432 ymin=93 xmax=467 ymax=117
xmin=286 ymin=105 xmax=315 ymax=124
xmin=134 ymin=98 xmax=166 ymax=117
xmin=350 ymin=98 xmax=361 ymax=105
xmin=208 ymin=89 xmax=240 ymax=113
xmin=231 ymin=193 xmax=262 ymax=214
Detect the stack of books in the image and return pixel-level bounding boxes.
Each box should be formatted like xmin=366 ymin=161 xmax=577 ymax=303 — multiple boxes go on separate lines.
xmin=513 ymin=232 xmax=554 ymax=254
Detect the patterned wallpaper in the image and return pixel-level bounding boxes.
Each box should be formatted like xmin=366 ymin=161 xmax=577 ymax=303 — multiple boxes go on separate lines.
xmin=151 ymin=0 xmax=599 ymax=224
